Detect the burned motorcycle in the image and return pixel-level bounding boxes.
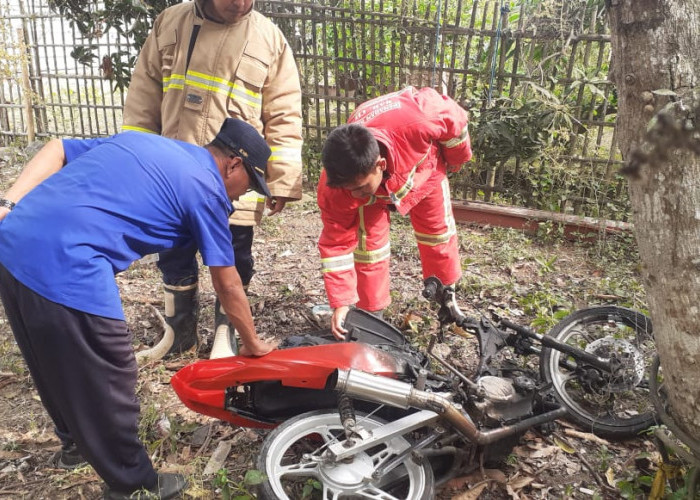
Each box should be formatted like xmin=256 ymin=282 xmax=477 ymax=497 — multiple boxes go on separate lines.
xmin=171 ymin=277 xmax=656 ymax=499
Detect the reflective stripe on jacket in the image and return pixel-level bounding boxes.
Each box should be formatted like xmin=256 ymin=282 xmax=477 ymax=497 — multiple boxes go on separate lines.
xmin=318 ymin=87 xmax=472 ymax=308
xmin=122 ymin=0 xmax=303 ymax=225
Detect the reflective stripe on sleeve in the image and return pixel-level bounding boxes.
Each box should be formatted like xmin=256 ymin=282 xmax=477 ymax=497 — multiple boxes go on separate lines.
xmin=390 ymin=150 xmax=429 ymax=205
xmin=239 ymin=191 xmax=266 ymax=203
xmin=439 ymin=125 xmax=469 ymax=149
xmin=270 ymin=145 xmax=303 ymax=163
xmin=122 ymin=125 xmax=158 ymax=134
xmin=353 ymin=242 xmax=391 ymax=264
xmin=163 ymin=74 xmax=185 ymax=91
xmin=321 ymin=253 xmax=355 ymax=273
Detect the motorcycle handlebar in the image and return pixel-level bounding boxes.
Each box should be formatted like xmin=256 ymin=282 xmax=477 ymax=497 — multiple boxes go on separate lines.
xmin=422 ymin=277 xmax=469 ymax=325
xmin=422 ymin=277 xmax=440 ymax=301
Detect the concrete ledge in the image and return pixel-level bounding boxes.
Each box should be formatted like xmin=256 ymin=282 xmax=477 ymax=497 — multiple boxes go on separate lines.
xmin=451 ymin=200 xmax=633 ymax=240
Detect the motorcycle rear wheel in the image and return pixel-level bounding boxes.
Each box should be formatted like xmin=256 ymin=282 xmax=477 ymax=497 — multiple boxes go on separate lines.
xmin=540 ymin=306 xmax=657 ymax=439
xmin=256 ymin=409 xmax=435 ymax=500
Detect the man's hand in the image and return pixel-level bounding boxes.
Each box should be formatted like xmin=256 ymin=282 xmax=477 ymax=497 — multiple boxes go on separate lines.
xmin=0 ymin=207 xmax=11 ymax=223
xmin=239 ymin=339 xmax=278 ymax=357
xmin=266 ymin=196 xmax=293 ymax=216
xmin=331 ymin=305 xmax=351 ymax=341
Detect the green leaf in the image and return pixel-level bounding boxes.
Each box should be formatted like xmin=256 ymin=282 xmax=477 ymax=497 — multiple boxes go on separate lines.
xmin=302 ymin=484 xmax=314 ymax=498
xmin=243 ymin=469 xmax=266 ymax=486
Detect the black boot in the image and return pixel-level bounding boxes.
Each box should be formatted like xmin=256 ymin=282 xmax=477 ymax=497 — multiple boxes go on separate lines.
xmin=209 ymin=297 xmax=239 ymax=358
xmin=51 ymin=441 xmax=87 ymax=470
xmin=163 ymin=283 xmax=199 ymax=357
xmin=103 ymin=472 xmax=187 ymax=499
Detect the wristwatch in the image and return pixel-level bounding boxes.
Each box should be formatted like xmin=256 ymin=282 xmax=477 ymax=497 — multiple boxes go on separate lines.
xmin=0 ymin=199 xmax=16 ymax=211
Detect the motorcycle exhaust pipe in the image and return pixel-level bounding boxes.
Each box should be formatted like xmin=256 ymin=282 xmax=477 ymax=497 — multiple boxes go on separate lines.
xmin=334 ymin=369 xmax=568 ymax=445
xmin=335 ymin=369 xmax=480 ymax=441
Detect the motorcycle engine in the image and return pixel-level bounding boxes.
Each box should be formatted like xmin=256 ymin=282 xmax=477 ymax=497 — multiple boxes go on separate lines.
xmin=471 ymin=375 xmax=536 ymax=425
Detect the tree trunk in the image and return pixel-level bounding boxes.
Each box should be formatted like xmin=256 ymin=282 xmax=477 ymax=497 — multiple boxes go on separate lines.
xmin=607 ymin=1 xmax=700 ymax=435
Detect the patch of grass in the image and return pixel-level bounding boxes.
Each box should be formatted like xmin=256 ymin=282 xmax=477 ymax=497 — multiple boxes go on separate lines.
xmin=517 ymin=289 xmax=571 ymax=332
xmin=2 ymin=439 xmax=19 ymax=452
xmin=289 ymin=193 xmax=320 ymax=213
xmin=213 ymin=468 xmax=267 ymax=500
xmin=534 ymin=255 xmax=558 ymax=275
xmin=536 ymin=220 xmax=566 ymax=244
xmin=484 ymin=228 xmax=536 ymax=268
xmin=0 ymin=336 xmax=25 ymax=376
xmin=616 ymin=474 xmax=653 ymax=499
xmin=596 ymin=444 xmax=612 ymax=470
xmin=136 ymin=390 xmax=196 ymax=461
xmin=598 ymin=275 xmax=647 ymax=310
xmin=588 ymin=231 xmax=639 ymax=266
xmin=258 ymin=212 xmax=283 ymax=237
xmin=456 ymin=273 xmax=516 ymax=301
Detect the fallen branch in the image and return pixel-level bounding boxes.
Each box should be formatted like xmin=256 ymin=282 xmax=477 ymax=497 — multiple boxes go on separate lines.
xmin=59 ymin=478 xmax=96 ymax=491
xmin=563 ymin=428 xmax=610 ymax=446
xmin=549 ymin=432 xmax=618 ymax=496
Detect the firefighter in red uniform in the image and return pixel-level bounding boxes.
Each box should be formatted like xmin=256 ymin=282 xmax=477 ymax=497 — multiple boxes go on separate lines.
xmin=317 ymin=86 xmax=473 ymax=339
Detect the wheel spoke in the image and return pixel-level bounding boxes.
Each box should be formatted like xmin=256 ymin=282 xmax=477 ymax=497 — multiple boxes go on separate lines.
xmin=303 ymin=427 xmax=345 ymax=458
xmin=554 ymin=369 xmax=578 ymax=383
xmin=354 ymin=485 xmax=403 ymax=499
xmin=322 ymin=484 xmax=341 ymax=500
xmin=570 ymin=325 xmax=597 ymax=344
xmin=278 ymin=460 xmax=319 ymax=478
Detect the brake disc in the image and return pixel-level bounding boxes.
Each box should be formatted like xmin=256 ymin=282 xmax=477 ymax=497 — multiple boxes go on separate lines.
xmin=585 ymin=337 xmax=644 ymax=391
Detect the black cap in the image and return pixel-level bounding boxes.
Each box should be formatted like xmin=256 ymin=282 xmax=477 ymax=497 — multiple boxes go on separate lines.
xmin=215 ymin=118 xmax=272 ymax=197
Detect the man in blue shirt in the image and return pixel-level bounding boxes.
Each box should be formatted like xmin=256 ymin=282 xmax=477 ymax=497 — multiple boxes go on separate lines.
xmin=0 ymin=118 xmax=275 ymax=499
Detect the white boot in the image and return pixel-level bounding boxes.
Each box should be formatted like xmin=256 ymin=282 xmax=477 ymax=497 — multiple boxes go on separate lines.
xmin=209 ymin=298 xmax=239 ymax=359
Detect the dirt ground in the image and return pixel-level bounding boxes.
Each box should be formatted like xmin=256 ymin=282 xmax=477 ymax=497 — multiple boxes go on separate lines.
xmin=0 ymin=145 xmax=657 ymax=499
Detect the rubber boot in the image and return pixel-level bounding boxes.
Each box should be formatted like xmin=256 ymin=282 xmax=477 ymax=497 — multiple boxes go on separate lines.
xmin=209 ymin=286 xmax=245 ymax=359
xmin=163 ymin=282 xmax=199 ymax=357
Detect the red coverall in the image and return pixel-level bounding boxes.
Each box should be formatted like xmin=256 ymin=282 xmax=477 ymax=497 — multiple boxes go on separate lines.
xmin=318 ymin=87 xmax=472 ymax=311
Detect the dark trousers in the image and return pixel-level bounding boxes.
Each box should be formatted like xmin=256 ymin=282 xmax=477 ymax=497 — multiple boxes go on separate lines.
xmin=158 ymin=224 xmax=255 ymax=286
xmin=0 ymin=264 xmax=157 ymax=492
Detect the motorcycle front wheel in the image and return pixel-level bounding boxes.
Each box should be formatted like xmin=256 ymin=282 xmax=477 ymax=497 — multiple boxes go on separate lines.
xmin=256 ymin=409 xmax=435 ymax=500
xmin=540 ymin=306 xmax=657 ymax=439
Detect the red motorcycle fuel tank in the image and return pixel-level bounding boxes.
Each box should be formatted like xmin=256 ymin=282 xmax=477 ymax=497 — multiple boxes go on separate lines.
xmin=171 ymin=342 xmax=404 ymax=426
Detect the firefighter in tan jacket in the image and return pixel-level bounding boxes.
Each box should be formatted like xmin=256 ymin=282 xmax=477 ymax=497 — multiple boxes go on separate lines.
xmin=123 ymin=0 xmax=303 ymax=358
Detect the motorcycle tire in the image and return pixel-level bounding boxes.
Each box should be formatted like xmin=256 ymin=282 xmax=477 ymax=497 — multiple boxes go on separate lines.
xmin=256 ymin=409 xmax=435 ymax=500
xmin=540 ymin=306 xmax=657 ymax=439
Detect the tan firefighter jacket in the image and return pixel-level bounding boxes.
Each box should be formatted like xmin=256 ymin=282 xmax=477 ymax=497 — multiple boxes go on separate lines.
xmin=122 ymin=0 xmax=303 ymax=225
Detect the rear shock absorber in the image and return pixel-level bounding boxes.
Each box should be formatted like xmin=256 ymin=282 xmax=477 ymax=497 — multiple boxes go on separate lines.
xmin=337 ymin=392 xmax=359 ymax=447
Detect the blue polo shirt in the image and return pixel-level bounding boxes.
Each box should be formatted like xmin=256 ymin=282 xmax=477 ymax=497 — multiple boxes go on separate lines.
xmin=0 ymin=132 xmax=235 ymax=320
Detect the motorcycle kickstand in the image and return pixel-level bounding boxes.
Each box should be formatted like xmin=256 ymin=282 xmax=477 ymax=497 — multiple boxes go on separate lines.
xmin=371 ymin=429 xmax=443 ymax=480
